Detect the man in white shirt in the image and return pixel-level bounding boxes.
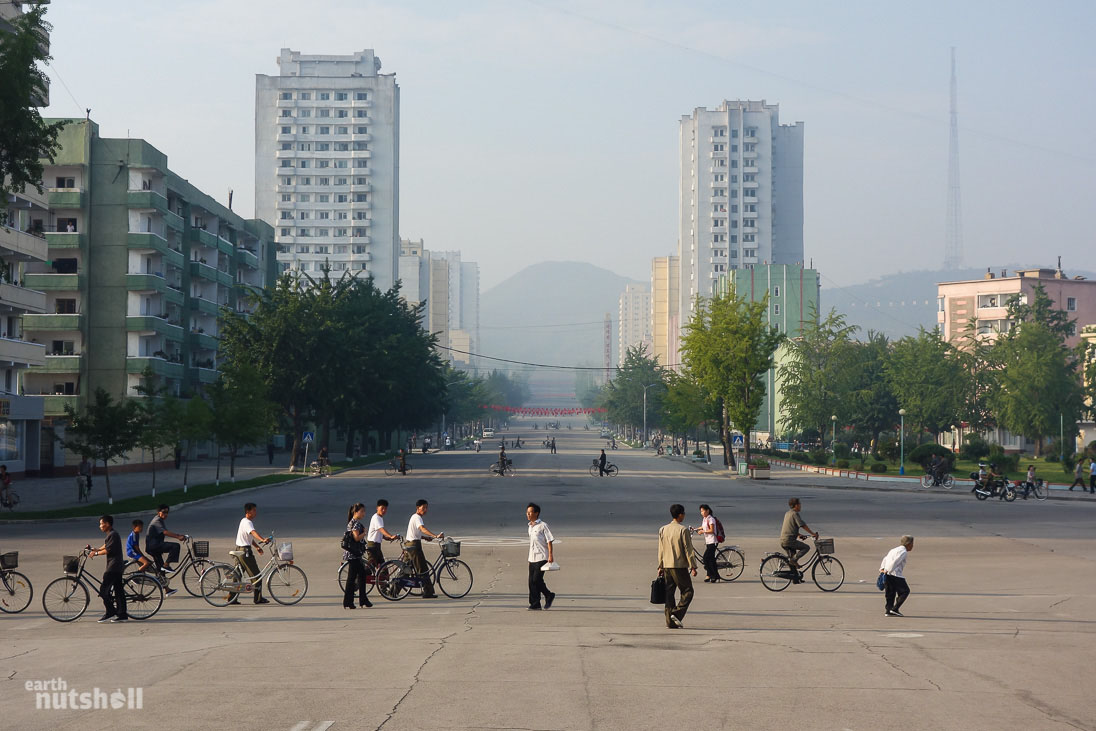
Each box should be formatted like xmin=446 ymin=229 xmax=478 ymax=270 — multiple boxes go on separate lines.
xmin=526 ymin=503 xmax=556 ymax=610
xmin=367 ymin=499 xmax=400 ymax=566
xmin=879 ymin=535 xmax=914 ymax=617
xmin=231 ymin=502 xmax=270 ymax=605
xmin=406 ymin=499 xmax=443 ymax=598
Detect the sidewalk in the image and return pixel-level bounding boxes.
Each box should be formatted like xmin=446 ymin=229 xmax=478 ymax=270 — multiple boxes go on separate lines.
xmin=9 ymin=452 xmax=294 ymax=511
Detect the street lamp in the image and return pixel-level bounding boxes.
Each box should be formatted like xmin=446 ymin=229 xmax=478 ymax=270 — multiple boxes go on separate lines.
xmin=898 ymin=408 xmax=907 ymax=475
xmin=642 ymin=382 xmax=660 ymax=448
xmin=831 ymin=415 xmax=837 ymax=466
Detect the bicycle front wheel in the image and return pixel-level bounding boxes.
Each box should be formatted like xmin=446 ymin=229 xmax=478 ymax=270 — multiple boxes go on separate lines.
xmin=376 ymin=560 xmax=413 ymax=601
xmin=385 ymin=463 xmax=396 ymax=476
xmin=437 ymin=559 xmax=473 ymax=599
xmin=0 ymin=570 xmax=33 ymax=613
xmin=812 ymin=556 xmax=845 ymax=592
xmin=920 ymin=474 xmax=933 ymax=488
xmin=942 ymin=474 xmax=954 ymax=489
xmin=182 ymin=559 xmax=214 ymax=597
xmin=200 ymin=563 xmax=240 ymax=607
xmin=715 ymin=548 xmax=745 ymax=582
xmin=126 ymin=573 xmax=164 ymax=619
xmin=267 ymin=564 xmax=308 ymax=605
xmin=759 ymin=555 xmax=793 ymax=592
xmin=1034 ymin=481 xmax=1048 ymax=501
xmin=589 ymin=465 xmax=598 ymax=477
xmin=42 ymin=576 xmax=89 ymax=622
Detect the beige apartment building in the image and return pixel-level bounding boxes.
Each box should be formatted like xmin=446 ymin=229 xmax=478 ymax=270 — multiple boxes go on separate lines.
xmin=617 ymin=283 xmax=651 ymax=365
xmin=650 ymin=255 xmax=680 ymax=369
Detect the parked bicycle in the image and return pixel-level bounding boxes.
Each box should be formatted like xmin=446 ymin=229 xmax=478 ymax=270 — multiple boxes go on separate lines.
xmin=0 ymin=550 xmax=33 ymax=614
xmin=489 ymin=459 xmax=515 ymax=477
xmin=123 ymin=536 xmax=213 ymax=596
xmin=376 ymin=537 xmax=473 ymax=600
xmin=589 ymin=459 xmax=618 ymax=477
xmin=41 ymin=549 xmax=164 ymax=622
xmin=687 ymin=540 xmax=745 ymax=582
xmin=198 ymin=533 xmax=308 ymax=607
xmin=759 ymin=536 xmax=845 ymax=592
xmin=384 ymin=460 xmax=413 ymax=476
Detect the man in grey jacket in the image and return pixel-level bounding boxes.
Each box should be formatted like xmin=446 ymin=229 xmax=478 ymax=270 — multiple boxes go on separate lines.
xmin=657 ymin=503 xmax=697 ymax=629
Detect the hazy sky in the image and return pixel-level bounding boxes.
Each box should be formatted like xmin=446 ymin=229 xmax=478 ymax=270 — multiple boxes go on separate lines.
xmin=41 ymin=0 xmax=1095 ymax=291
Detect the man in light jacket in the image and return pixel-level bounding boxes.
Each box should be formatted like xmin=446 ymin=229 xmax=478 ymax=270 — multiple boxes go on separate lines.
xmin=657 ymin=503 xmax=697 ymax=629
xmin=880 ymin=535 xmax=914 ymax=617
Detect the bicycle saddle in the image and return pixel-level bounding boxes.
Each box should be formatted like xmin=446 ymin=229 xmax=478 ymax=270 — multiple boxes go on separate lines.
xmin=228 ymin=550 xmax=245 ymax=557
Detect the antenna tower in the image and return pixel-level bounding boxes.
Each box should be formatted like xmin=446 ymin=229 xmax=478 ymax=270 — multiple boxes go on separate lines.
xmin=944 ymin=47 xmax=963 ymax=270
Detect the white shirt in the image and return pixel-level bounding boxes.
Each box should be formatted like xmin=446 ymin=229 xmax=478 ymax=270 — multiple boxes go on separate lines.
xmin=880 ymin=545 xmax=909 ymax=579
xmin=701 ymin=515 xmax=717 ymax=545
xmin=1091 ymin=462 xmax=1096 ymax=476
xmin=368 ymin=513 xmax=385 ymax=543
xmin=528 ymin=519 xmax=554 ymax=563
xmin=407 ymin=513 xmax=426 ymax=540
xmin=236 ymin=517 xmax=257 ymax=548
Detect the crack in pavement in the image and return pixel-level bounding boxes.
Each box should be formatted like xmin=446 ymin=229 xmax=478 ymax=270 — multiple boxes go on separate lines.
xmin=1014 ymin=689 xmax=1089 ymax=730
xmin=6 ymin=670 xmax=16 ymax=681
xmin=0 ymin=649 xmax=35 ymax=662
xmin=375 ymin=631 xmax=457 ymax=731
xmin=845 ymin=633 xmax=915 ymax=680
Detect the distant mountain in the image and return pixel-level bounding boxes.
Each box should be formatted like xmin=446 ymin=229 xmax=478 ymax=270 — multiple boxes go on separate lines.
xmin=820 ymin=264 xmax=1096 ymax=339
xmin=477 ymin=261 xmax=642 ymax=381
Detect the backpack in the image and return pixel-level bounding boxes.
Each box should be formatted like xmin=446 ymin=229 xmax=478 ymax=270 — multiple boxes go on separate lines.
xmin=341 ymin=530 xmax=364 ymax=557
xmin=713 ymin=516 xmax=725 ymax=544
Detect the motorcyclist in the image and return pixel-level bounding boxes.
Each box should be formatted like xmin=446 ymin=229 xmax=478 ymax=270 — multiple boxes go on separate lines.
xmin=987 ymin=463 xmax=1007 ymax=499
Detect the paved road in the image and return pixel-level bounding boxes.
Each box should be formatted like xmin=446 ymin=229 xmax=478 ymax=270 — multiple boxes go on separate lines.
xmin=2 ymin=424 xmax=1093 ymax=730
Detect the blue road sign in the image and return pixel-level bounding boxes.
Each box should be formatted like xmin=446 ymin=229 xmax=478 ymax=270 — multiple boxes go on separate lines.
xmin=731 ymin=434 xmax=744 ymax=449
xmin=302 ymin=432 xmax=315 ymax=443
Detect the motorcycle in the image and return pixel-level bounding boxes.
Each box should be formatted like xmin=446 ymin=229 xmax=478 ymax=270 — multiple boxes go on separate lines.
xmin=970 ymin=472 xmax=1015 ymax=502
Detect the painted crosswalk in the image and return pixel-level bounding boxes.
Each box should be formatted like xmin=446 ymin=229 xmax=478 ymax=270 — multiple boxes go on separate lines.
xmin=289 ymin=722 xmax=334 ymax=731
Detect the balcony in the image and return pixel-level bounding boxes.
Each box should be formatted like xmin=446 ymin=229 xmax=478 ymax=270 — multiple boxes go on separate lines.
xmin=13 ymin=183 xmax=48 ymax=210
xmin=0 ymin=283 xmax=46 ymax=313
xmin=743 ymin=165 xmax=759 ymax=174
xmin=23 ymin=272 xmax=83 ymax=292
xmin=743 ymin=195 xmax=758 ymax=204
xmin=43 ymin=394 xmax=81 ymax=416
xmin=125 ymin=274 xmax=184 ymax=306
xmin=189 ymin=260 xmax=219 ymax=282
xmin=38 ymin=354 xmax=82 ymax=373
xmin=217 ymin=237 xmax=236 ymax=257
xmin=0 ymin=337 xmax=46 ymax=368
xmin=190 ymin=331 xmax=219 ymax=351
xmin=188 ymin=227 xmax=219 ymax=250
xmin=127 ymin=190 xmax=169 ymax=213
xmin=126 ymin=316 xmax=184 ymax=341
xmin=21 ymin=313 xmax=83 ymax=331
xmin=237 ymin=248 xmax=260 ymax=269
xmin=126 ymin=357 xmax=184 ymax=379
xmin=195 ymin=367 xmax=219 ymax=385
xmin=216 ymin=269 xmax=234 ymax=287
xmin=128 ymin=234 xmax=184 ymax=270
xmin=47 ymin=189 xmax=86 ymax=209
xmin=189 ymin=297 xmax=221 ymax=317
xmin=44 ymin=230 xmax=87 ymax=250
xmin=0 ymin=225 xmax=48 ymax=261
xmin=164 ymin=209 xmax=184 ymax=232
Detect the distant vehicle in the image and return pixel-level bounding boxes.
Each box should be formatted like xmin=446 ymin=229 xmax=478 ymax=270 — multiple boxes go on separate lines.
xmin=599 ymin=429 xmax=611 ymax=439
xmin=482 ymin=428 xmax=495 ymax=439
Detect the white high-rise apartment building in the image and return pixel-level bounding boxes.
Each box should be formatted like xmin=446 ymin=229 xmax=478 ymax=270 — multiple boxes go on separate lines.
xmin=256 ymin=49 xmax=399 ymax=290
xmin=618 ymin=284 xmax=652 ymax=365
xmin=396 ymin=239 xmax=480 ymax=365
xmin=678 ymin=100 xmax=803 ymax=328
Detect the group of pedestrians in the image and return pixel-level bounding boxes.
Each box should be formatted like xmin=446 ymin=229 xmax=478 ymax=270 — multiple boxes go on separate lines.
xmin=1068 ymin=458 xmax=1096 ymax=493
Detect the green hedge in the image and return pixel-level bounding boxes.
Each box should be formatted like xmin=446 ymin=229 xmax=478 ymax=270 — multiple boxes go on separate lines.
xmin=836 ymin=459 xmax=850 ymax=469
xmin=870 ymin=463 xmax=888 ymax=473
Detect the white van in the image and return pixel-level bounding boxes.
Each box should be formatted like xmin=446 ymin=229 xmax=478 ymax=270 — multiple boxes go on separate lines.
xmin=482 ymin=428 xmax=495 ymax=438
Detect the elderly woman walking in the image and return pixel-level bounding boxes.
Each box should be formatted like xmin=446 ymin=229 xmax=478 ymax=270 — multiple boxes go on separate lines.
xmin=879 ymin=535 xmax=914 ymax=617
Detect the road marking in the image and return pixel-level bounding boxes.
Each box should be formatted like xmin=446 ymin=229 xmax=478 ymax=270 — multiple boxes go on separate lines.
xmin=290 ymin=723 xmax=334 ymax=731
xmin=885 ymin=633 xmax=923 ymax=638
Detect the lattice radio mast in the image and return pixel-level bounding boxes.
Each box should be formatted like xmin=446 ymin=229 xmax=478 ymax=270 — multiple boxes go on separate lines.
xmin=944 ymin=47 xmax=964 ymax=270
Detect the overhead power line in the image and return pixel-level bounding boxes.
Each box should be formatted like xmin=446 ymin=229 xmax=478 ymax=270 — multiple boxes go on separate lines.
xmin=436 ymin=344 xmax=682 ymax=371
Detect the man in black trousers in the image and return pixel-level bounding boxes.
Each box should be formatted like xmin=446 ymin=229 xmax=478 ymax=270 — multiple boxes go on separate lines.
xmin=526 ymin=503 xmax=556 ymax=610
xmin=89 ymin=515 xmax=128 ymax=623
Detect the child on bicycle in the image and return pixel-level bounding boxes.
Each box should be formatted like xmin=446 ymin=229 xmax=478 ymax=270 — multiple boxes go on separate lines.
xmin=126 ymin=519 xmax=154 ymax=573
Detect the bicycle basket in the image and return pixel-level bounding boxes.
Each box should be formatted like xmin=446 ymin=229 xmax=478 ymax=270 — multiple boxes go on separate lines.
xmin=277 ymin=542 xmax=294 ymax=561
xmin=63 ymin=555 xmax=80 ymax=574
xmin=192 ymin=540 xmax=209 ymax=558
xmin=441 ymin=540 xmax=461 ymax=558
xmin=816 ymin=538 xmax=835 ymax=555
xmin=0 ymin=551 xmax=17 ymax=570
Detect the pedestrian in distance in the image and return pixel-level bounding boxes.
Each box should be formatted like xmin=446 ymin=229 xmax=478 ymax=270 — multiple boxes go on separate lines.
xmin=526 ymin=503 xmax=556 ymax=610
xmin=406 ymin=499 xmax=442 ymax=598
xmin=342 ymin=503 xmax=372 ymax=609
xmin=694 ymin=504 xmax=720 ymax=583
xmin=780 ymin=498 xmax=817 ymax=582
xmin=1090 ymin=459 xmax=1096 ymax=494
xmin=657 ymin=503 xmax=697 ymax=629
xmin=0 ymin=464 xmax=12 ymax=507
xmin=230 ymin=503 xmax=270 ymax=605
xmin=1069 ymin=458 xmax=1085 ymax=490
xmin=880 ymin=536 xmax=914 ymax=617
xmin=367 ymin=499 xmax=400 ymax=566
xmin=267 ymin=441 xmax=275 ymax=465
xmin=598 ymin=449 xmax=607 ymax=476
xmin=78 ymin=456 xmax=93 ymax=493
xmin=89 ymin=515 xmax=128 ymax=623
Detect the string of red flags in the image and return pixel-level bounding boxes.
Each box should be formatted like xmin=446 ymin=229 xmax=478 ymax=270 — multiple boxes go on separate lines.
xmin=478 ymin=405 xmax=606 ymax=416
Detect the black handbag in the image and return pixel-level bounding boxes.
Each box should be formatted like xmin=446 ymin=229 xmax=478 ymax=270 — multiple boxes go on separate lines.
xmin=876 ymin=572 xmax=886 ymax=591
xmin=650 ymin=576 xmax=666 ymax=604
xmin=341 ymin=531 xmax=364 ymax=557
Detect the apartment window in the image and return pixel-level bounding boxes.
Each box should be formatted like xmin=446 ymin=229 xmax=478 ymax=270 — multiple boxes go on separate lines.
xmin=299 ymin=109 xmax=311 ymax=118
xmin=745 ymin=204 xmax=757 ymax=212
xmin=730 ymin=220 xmax=737 ymax=228
xmin=280 ymin=110 xmax=292 ymax=117
xmin=317 ymin=194 xmax=330 ymax=202
xmin=316 ymin=143 xmax=330 ymax=151
xmin=713 ymin=188 xmax=726 ymax=197
xmin=335 ymin=245 xmax=348 ymax=254
xmin=731 ymin=129 xmax=739 ymax=138
xmin=744 ymin=218 xmax=757 ymax=229
xmin=299 ymin=262 xmax=311 ymax=271
xmin=354 ymin=177 xmax=368 ymax=185
xmin=713 ymin=143 xmax=725 ymax=152
xmin=730 ymin=235 xmax=738 ymax=243
xmin=355 ymin=92 xmax=368 ymax=100
xmin=730 ymin=249 xmax=738 ymax=259
xmin=317 ymin=211 xmax=330 ymax=219
xmin=319 ymin=126 xmax=330 ymax=135
xmin=297 ymin=143 xmax=311 ymax=151
xmin=334 ymin=228 xmax=348 ymax=238
xmin=299 ymin=160 xmax=309 ymax=169
xmin=743 ymin=234 xmax=756 ymax=242
xmin=296 ymin=245 xmax=309 ymax=254
xmin=353 ymin=193 xmax=367 ymax=202
xmin=318 ymin=109 xmax=330 ymax=118
xmin=55 ymin=299 xmax=77 ymax=314
xmin=300 ymin=126 xmax=309 ymax=134
xmin=337 ymin=126 xmax=348 ymax=134
xmin=714 ymin=174 xmax=725 ymax=183
xmin=745 ymin=248 xmax=757 ymax=258
xmin=279 ymin=212 xmax=293 ymax=220
xmin=731 ymin=160 xmax=738 ymax=168
xmin=352 ymin=212 xmax=366 ymax=220
xmin=300 ymin=177 xmax=311 ymax=185
xmin=335 ymin=142 xmax=349 ymax=151
xmin=335 ymin=92 xmax=348 ymax=101
xmin=713 ymin=127 xmax=726 ymax=137
xmin=1069 ymin=323 xmax=1077 ymax=336
xmin=317 ymin=160 xmax=330 ymax=168
xmin=298 ymin=92 xmax=310 ymax=100
xmin=319 ymin=92 xmax=330 ymax=100
xmin=280 ymin=228 xmax=291 ymax=237
xmin=280 ymin=160 xmax=293 ymax=168
xmin=354 ymin=110 xmax=367 ymax=118
xmin=1067 ymin=297 xmax=1077 ymax=311
xmin=280 ymin=126 xmax=291 ymax=134
xmin=316 ymin=228 xmax=329 ymax=237
xmin=714 ymin=264 xmax=725 ymax=273
xmin=743 ymin=174 xmax=756 ymax=182
xmin=355 ymin=126 xmax=368 ymax=134
xmin=713 ymin=234 xmax=726 ymax=243
xmin=335 ymin=160 xmax=348 ymax=168
xmin=318 ymin=178 xmax=330 ymax=186
xmin=731 ymin=175 xmax=738 ymax=183
xmin=336 ymin=194 xmax=348 ymax=203
xmin=282 ymin=177 xmax=292 ymax=185
xmin=713 ymin=220 xmax=724 ymax=228
xmin=731 ymin=144 xmax=738 ymax=152
xmin=773 ymin=286 xmax=780 ymax=298
xmin=336 ymin=212 xmax=349 ymax=220
xmin=352 ymin=141 xmax=368 ymax=150
xmin=354 ymin=246 xmax=367 ymax=254
xmin=745 ymin=143 xmax=757 ymax=152
xmin=280 ymin=143 xmax=292 ymax=151
xmin=745 ymin=127 xmax=757 ymax=137
xmin=353 ymin=160 xmax=367 ymax=168
xmin=336 ymin=110 xmax=348 ymax=118
xmin=280 ymin=92 xmax=292 ymax=100
xmin=731 ymin=205 xmax=739 ymax=213
xmin=298 ymin=211 xmax=310 ymax=220
xmin=714 ymin=159 xmax=726 ymax=168
xmin=353 ymin=227 xmax=368 ymax=237
xmin=938 ymin=296 xmax=945 ymax=312
xmin=335 ymin=177 xmax=348 ymax=185
xmin=297 ymin=194 xmax=310 ymax=202
xmin=313 ymin=246 xmax=329 ymax=254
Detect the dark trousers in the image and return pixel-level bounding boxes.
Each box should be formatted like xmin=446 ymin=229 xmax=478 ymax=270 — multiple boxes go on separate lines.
xmin=663 ymin=567 xmax=694 ymax=627
xmin=599 ymin=461 xmax=607 ymax=476
xmin=1091 ymin=475 xmax=1096 ymax=492
xmin=528 ymin=560 xmax=551 ymax=607
xmin=1069 ymin=476 xmax=1085 ymax=489
xmin=230 ymin=546 xmax=262 ymax=602
xmin=782 ymin=540 xmax=809 ymax=567
xmin=702 ymin=543 xmax=719 ymax=581
xmin=884 ymin=575 xmax=910 ymax=612
xmin=366 ymin=542 xmax=384 ymax=567
xmin=148 ymin=542 xmax=180 ymax=572
xmin=343 ymin=556 xmax=370 ymax=607
xmin=406 ymin=541 xmax=436 ymax=597
xmin=100 ymin=571 xmax=127 ymax=618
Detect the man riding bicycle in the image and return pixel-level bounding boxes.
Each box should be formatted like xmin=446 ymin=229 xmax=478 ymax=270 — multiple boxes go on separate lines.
xmin=927 ymin=454 xmax=945 ymax=486
xmin=498 ymin=446 xmax=508 ymax=475
xmin=780 ymin=498 xmax=818 ymax=583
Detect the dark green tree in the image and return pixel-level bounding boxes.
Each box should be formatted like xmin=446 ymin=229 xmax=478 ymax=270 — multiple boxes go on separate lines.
xmin=209 ymin=363 xmax=278 ymax=481
xmin=778 ymin=307 xmax=859 ymax=436
xmin=132 ymin=367 xmax=172 ymax=496
xmin=883 ymin=328 xmax=965 ymax=444
xmin=846 ymin=331 xmax=898 ymax=451
xmin=59 ymin=389 xmax=142 ymax=504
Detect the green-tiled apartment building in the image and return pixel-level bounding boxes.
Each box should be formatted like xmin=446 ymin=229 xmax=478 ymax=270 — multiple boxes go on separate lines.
xmin=21 ymin=119 xmax=276 ymax=471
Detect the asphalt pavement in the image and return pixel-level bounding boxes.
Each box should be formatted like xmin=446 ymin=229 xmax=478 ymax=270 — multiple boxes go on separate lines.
xmin=1 ymin=423 xmax=1093 ymax=730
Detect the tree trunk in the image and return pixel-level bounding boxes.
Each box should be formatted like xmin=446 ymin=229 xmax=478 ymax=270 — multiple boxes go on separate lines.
xmin=150 ymin=446 xmax=157 ymax=497
xmin=743 ymin=428 xmax=752 ymax=467
xmin=215 ymin=442 xmax=221 ymax=485
xmin=1035 ymin=437 xmax=1043 ymax=458
xmin=102 ymin=460 xmax=113 ymax=505
xmin=230 ymin=447 xmax=236 ymax=481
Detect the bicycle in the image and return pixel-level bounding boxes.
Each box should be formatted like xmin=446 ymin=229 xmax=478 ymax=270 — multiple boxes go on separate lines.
xmin=41 ymin=549 xmax=164 ymax=622
xmin=376 ymin=537 xmax=473 ymax=600
xmin=309 ymin=461 xmax=331 ymax=477
xmin=0 ymin=489 xmax=19 ymax=511
xmin=77 ymin=475 xmax=92 ymax=502
xmin=1017 ymin=478 xmax=1049 ymax=501
xmin=489 ymin=459 xmax=515 ymax=477
xmin=920 ymin=471 xmax=954 ymax=489
xmin=688 ymin=540 xmax=746 ymax=582
xmin=198 ymin=533 xmax=308 ymax=607
xmin=384 ymin=460 xmax=413 ymax=476
xmin=589 ymin=459 xmax=618 ymax=477
xmin=759 ymin=536 xmax=845 ymax=592
xmin=336 ymin=533 xmax=403 ymax=593
xmin=123 ymin=537 xmax=214 ymax=597
xmin=0 ymin=551 xmax=33 ymax=614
